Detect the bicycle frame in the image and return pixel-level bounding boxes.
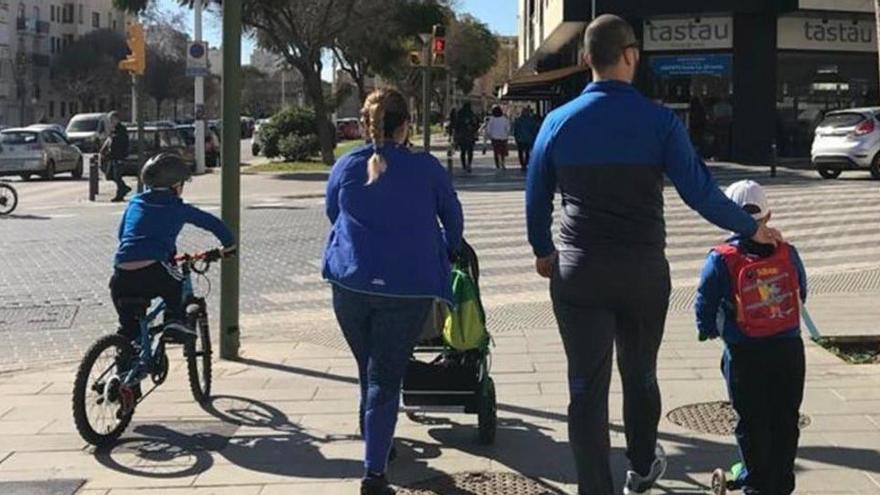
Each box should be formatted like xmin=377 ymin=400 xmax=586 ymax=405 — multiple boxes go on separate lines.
xmin=121 ymin=264 xmax=197 ymax=387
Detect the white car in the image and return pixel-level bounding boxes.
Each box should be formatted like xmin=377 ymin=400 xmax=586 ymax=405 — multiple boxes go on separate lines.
xmin=812 ymin=107 xmax=880 ymax=179
xmin=66 ymin=112 xmax=112 ymax=153
xmin=0 ymin=128 xmax=84 ymax=180
xmin=27 ymin=123 xmax=68 ymax=137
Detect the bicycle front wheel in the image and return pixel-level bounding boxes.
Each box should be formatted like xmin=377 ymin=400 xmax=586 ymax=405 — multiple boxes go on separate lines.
xmin=185 ymin=314 xmax=212 ymax=403
xmin=0 ymin=183 xmax=18 ymax=216
xmin=72 ymin=334 xmax=135 ymax=447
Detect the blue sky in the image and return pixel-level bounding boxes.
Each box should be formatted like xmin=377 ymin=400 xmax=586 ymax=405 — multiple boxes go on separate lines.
xmin=157 ymin=0 xmax=517 ymax=74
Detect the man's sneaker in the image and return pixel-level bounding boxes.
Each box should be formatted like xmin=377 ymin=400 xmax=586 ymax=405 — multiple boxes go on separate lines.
xmin=623 ymin=444 xmax=667 ymax=495
xmin=361 ymin=474 xmax=395 ymax=495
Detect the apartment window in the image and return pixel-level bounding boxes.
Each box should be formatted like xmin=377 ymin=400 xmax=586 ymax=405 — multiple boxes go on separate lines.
xmin=60 ymin=101 xmax=66 ymax=117
xmin=32 ymin=6 xmax=38 ymax=22
xmin=17 ymin=3 xmax=24 ymax=20
xmin=63 ymin=4 xmax=73 ymax=23
xmin=50 ymin=5 xmax=54 ymax=22
xmin=78 ymin=4 xmax=82 ymax=24
xmin=112 ymin=19 xmax=117 ymax=31
xmin=91 ymin=12 xmax=98 ymax=28
xmin=48 ymin=100 xmax=54 ymax=118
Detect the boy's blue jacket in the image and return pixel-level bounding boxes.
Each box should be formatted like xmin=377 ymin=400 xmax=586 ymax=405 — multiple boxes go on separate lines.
xmin=695 ymin=235 xmax=808 ymax=345
xmin=115 ymin=190 xmax=235 ymax=266
xmin=526 ymin=80 xmax=757 ymax=258
xmin=323 ymin=144 xmax=464 ymax=304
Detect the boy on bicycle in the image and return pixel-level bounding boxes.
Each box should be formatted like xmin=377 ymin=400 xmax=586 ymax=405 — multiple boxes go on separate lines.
xmin=111 ymin=153 xmax=235 ymax=342
xmin=695 ymin=180 xmax=807 ymax=494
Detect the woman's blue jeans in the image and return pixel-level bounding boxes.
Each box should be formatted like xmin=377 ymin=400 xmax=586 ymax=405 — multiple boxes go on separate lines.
xmin=331 ymin=285 xmax=433 ymax=475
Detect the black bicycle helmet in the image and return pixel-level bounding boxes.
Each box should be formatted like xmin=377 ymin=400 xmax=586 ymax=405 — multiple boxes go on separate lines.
xmin=140 ymin=152 xmax=191 ymax=189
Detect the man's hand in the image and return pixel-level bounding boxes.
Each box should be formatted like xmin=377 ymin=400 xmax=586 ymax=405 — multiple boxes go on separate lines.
xmin=535 ymin=251 xmax=557 ymax=279
xmin=752 ymin=223 xmax=783 ymax=246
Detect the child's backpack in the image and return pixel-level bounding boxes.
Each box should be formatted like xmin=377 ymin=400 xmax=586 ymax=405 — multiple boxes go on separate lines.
xmin=715 ymin=242 xmax=801 ymax=338
xmin=442 ymin=264 xmax=489 ymax=351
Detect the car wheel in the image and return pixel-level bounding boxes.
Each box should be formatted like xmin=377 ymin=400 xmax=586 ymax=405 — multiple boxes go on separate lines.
xmin=870 ymin=154 xmax=880 ymax=180
xmin=72 ymin=158 xmax=84 ymax=179
xmin=818 ymin=167 xmax=841 ymax=179
xmin=42 ymin=160 xmax=56 ymax=181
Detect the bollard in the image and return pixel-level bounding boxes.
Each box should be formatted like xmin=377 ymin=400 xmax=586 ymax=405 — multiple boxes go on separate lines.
xmin=770 ymin=142 xmax=778 ymax=178
xmin=89 ymin=154 xmax=99 ymax=201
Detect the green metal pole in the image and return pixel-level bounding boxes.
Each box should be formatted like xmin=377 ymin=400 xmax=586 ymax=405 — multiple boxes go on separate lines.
xmin=220 ymin=0 xmax=241 ymax=360
xmin=136 ymin=75 xmax=145 ymax=193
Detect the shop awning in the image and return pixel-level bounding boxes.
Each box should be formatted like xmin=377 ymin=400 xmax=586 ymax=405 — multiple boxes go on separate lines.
xmin=500 ymin=65 xmax=589 ymax=101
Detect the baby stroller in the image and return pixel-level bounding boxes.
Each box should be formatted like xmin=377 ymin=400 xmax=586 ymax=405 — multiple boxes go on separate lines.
xmin=401 ymin=239 xmax=497 ymax=444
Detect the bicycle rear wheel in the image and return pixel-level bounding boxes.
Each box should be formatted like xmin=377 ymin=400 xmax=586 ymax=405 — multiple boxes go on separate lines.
xmin=72 ymin=334 xmax=135 ymax=447
xmin=185 ymin=313 xmax=212 ymax=403
xmin=0 ymin=183 xmax=17 ymax=216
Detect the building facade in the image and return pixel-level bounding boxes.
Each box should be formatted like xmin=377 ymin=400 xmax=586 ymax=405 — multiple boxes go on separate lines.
xmin=0 ymin=0 xmax=128 ymax=126
xmin=512 ymin=0 xmax=878 ymax=162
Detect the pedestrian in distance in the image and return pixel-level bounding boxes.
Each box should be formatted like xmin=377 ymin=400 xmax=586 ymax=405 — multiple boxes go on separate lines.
xmin=513 ymin=106 xmax=540 ymax=173
xmin=486 ymin=105 xmax=511 ymax=170
xmin=454 ymin=102 xmax=479 ymax=173
xmin=525 ymin=14 xmax=783 ymax=495
xmin=323 ymin=87 xmax=464 ymax=495
xmin=696 ymin=180 xmax=807 ymax=495
xmin=100 ymin=111 xmax=131 ymax=202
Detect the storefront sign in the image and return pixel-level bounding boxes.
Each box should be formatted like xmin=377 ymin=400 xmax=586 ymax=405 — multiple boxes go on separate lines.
xmin=799 ymin=0 xmax=872 ymax=13
xmin=778 ymin=15 xmax=875 ymax=52
xmin=643 ymin=17 xmax=733 ymax=51
xmin=650 ymin=54 xmax=733 ymax=77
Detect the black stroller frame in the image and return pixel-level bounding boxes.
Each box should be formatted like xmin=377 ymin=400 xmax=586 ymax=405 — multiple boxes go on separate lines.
xmin=401 ymin=240 xmax=497 ymax=444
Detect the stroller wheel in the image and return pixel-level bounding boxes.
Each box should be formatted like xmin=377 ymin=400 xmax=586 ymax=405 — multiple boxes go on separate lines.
xmin=711 ymin=468 xmax=727 ymax=495
xmin=477 ymin=377 xmax=497 ymax=445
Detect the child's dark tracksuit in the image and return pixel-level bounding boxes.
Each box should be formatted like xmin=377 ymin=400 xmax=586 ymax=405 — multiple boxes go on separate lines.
xmin=111 ymin=189 xmax=234 ymax=341
xmin=695 ymin=236 xmax=807 ymax=495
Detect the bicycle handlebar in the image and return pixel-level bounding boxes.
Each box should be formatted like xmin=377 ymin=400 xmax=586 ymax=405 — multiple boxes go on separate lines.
xmin=174 ymin=246 xmax=237 ymax=273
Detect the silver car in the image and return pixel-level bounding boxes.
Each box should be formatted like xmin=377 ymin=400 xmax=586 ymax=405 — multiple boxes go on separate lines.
xmin=0 ymin=128 xmax=84 ymax=180
xmin=811 ymin=107 xmax=880 ymax=179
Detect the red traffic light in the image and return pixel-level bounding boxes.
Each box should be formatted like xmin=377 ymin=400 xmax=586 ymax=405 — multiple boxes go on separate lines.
xmin=432 ymin=37 xmax=446 ymax=55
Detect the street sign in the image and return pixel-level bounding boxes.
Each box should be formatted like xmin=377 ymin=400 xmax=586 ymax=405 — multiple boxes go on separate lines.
xmin=187 ymin=41 xmax=210 ymax=77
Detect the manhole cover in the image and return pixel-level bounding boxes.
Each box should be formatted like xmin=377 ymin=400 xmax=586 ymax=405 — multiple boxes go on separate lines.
xmin=667 ymin=401 xmax=811 ymax=435
xmin=398 ymin=472 xmax=563 ymax=495
xmin=0 ymin=305 xmax=79 ymax=332
xmin=0 ymin=479 xmax=85 ymax=495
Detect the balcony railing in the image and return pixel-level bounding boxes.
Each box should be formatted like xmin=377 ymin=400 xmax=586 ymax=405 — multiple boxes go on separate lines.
xmin=36 ymin=20 xmax=49 ymax=34
xmin=16 ymin=17 xmax=28 ymax=31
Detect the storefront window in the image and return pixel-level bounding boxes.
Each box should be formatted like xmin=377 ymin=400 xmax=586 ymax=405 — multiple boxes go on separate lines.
xmin=776 ymin=52 xmax=879 ymax=157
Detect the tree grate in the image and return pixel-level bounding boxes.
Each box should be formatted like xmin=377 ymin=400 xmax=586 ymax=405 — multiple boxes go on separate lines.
xmin=667 ymin=401 xmax=811 ymax=436
xmin=398 ymin=472 xmax=564 ymax=495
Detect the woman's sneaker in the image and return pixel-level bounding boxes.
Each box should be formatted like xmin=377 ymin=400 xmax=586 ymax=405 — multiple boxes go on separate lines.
xmin=361 ymin=473 xmax=395 ymax=495
xmin=623 ymin=444 xmax=667 ymax=495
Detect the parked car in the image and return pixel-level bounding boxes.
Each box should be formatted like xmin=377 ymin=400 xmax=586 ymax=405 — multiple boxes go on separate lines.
xmin=108 ymin=127 xmax=194 ymax=177
xmin=812 ymin=107 xmax=880 ymax=179
xmin=0 ymin=128 xmax=84 ymax=180
xmin=66 ymin=113 xmax=112 ymax=153
xmin=336 ymin=118 xmax=362 ymax=140
xmin=27 ymin=123 xmax=68 ymax=138
xmin=175 ymin=124 xmax=221 ymax=167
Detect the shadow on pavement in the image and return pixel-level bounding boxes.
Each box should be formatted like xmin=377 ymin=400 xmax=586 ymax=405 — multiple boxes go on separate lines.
xmin=235 ymin=357 xmax=357 ymax=385
xmin=0 ymin=214 xmax=52 ymax=220
xmin=94 ymin=424 xmax=216 ymax=479
xmin=268 ymin=172 xmax=330 ymax=182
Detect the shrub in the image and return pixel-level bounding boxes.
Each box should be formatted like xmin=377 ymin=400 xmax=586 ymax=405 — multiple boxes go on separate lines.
xmin=278 ymin=134 xmax=321 ymax=162
xmin=261 ymin=106 xmax=319 ymax=159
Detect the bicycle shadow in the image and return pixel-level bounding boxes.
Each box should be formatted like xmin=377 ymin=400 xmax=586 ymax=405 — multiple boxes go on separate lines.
xmin=93 ymin=395 xmax=361 ymax=480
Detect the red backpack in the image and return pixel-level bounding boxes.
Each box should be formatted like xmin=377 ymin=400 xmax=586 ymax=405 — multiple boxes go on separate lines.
xmin=714 ymin=243 xmax=801 ymax=338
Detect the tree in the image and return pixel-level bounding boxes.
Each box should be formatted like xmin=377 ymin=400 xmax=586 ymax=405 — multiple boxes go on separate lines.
xmin=143 ymin=23 xmax=190 ymax=119
xmin=446 ymin=15 xmax=499 ymax=95
xmin=51 ymin=29 xmax=130 ymax=113
xmin=332 ymin=0 xmax=449 ymax=103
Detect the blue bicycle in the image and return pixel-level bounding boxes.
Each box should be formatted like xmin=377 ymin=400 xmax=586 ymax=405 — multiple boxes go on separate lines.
xmin=72 ymin=247 xmax=235 ymax=447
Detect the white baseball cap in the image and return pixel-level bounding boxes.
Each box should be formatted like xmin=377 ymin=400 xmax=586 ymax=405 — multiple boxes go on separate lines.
xmin=725 ymin=180 xmax=769 ymax=220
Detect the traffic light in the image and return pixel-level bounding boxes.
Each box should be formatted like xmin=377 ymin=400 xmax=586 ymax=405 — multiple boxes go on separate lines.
xmin=409 ymin=50 xmax=423 ymax=67
xmin=119 ymin=23 xmax=146 ymax=75
xmin=432 ymin=24 xmax=446 ymax=67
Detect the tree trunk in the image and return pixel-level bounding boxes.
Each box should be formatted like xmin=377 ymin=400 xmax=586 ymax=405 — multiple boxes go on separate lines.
xmin=355 ymin=74 xmax=368 ymax=105
xmin=303 ymin=67 xmax=335 ymax=165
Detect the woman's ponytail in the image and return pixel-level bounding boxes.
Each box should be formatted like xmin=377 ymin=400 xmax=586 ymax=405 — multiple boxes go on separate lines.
xmin=361 ymin=88 xmax=409 ymax=185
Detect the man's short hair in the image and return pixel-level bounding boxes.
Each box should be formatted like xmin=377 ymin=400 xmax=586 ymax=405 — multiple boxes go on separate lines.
xmin=584 ymin=14 xmax=638 ymax=72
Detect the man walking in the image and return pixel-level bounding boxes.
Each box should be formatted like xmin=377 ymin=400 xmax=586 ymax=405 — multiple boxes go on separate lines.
xmin=513 ymin=106 xmax=539 ymax=173
xmin=525 ymin=15 xmax=782 ymax=495
xmin=101 ymin=111 xmax=130 ymax=202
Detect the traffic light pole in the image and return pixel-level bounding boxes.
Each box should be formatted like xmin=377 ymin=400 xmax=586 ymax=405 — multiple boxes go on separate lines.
xmin=422 ymin=42 xmax=431 ymax=153
xmin=133 ymin=74 xmax=144 ymax=193
xmin=193 ymin=0 xmax=206 ymax=175
xmin=220 ymin=0 xmax=242 ymax=360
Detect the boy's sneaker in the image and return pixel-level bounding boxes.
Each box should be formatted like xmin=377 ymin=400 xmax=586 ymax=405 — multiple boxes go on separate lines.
xmin=623 ymin=444 xmax=667 ymax=495
xmin=361 ymin=474 xmax=395 ymax=495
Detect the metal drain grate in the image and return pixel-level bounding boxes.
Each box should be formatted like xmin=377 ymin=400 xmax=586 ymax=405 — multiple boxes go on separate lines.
xmin=398 ymin=472 xmax=563 ymax=495
xmin=667 ymin=401 xmax=811 ymax=436
xmin=0 ymin=305 xmax=79 ymax=332
xmin=0 ymin=479 xmax=85 ymax=495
